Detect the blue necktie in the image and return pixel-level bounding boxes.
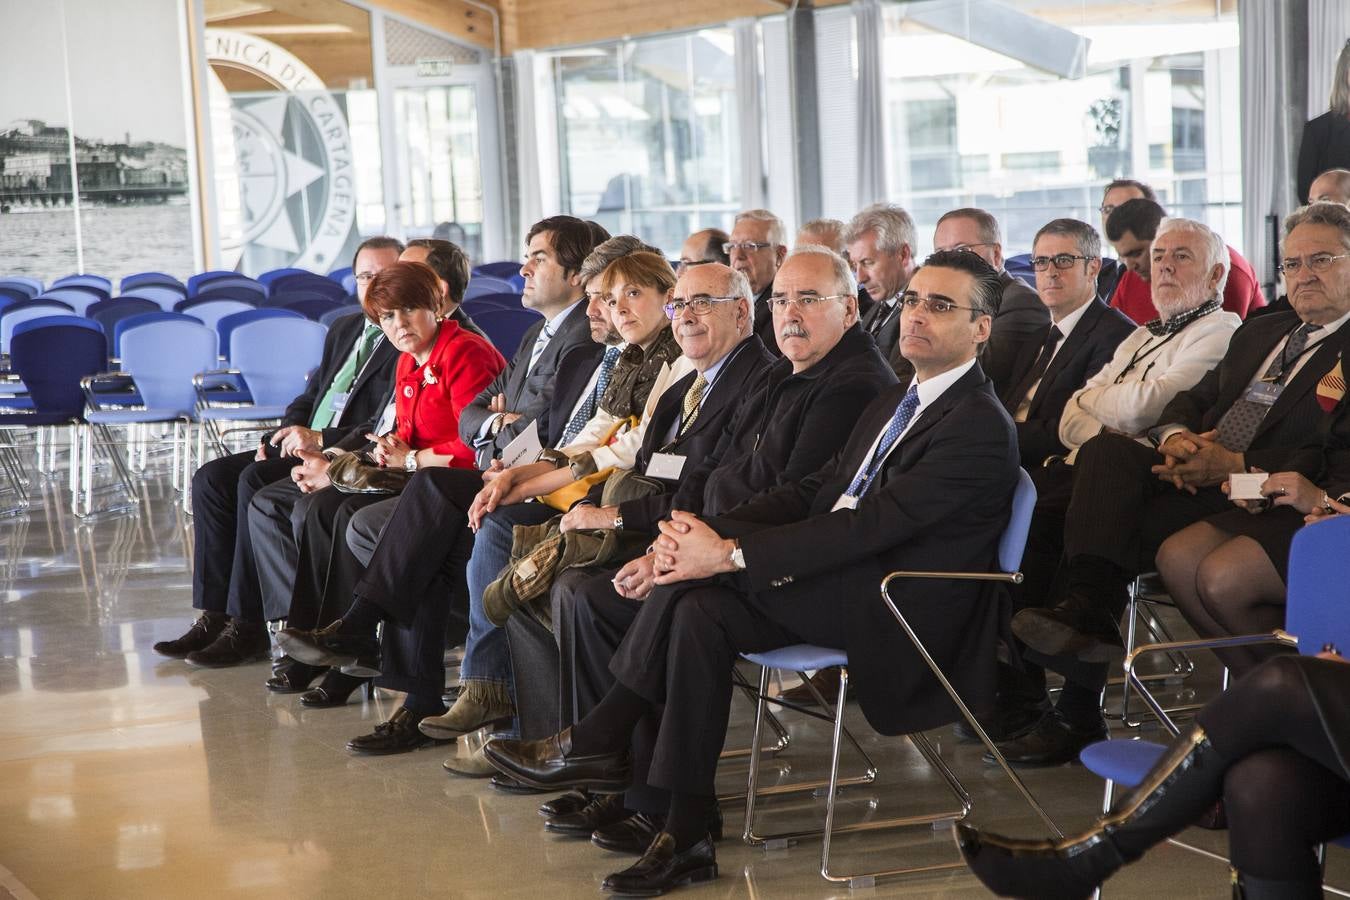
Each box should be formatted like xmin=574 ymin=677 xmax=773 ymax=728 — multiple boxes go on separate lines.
xmin=529 ymin=322 xmax=556 ymax=372
xmin=559 ymin=346 xmax=621 ymax=447
xmin=844 ymin=386 xmax=920 ymax=499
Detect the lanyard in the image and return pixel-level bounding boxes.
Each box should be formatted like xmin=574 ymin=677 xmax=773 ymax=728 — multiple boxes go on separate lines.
xmin=1113 ymin=331 xmax=1180 ymax=384
xmin=1263 ymin=329 xmax=1321 ymax=385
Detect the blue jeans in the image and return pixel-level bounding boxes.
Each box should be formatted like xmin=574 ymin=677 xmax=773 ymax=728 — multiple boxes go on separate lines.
xmin=461 ymin=501 xmax=558 ymax=688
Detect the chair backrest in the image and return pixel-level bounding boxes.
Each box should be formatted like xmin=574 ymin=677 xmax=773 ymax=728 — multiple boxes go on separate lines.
xmin=1005 ymin=253 xmax=1036 ymax=287
xmin=257 ymin=267 xmax=311 ymax=287
xmin=281 ymin=297 xmax=343 ymax=321
xmin=190 ymin=274 xmax=262 ymax=298
xmin=270 ymin=274 xmax=347 ymax=301
xmin=187 ymin=270 xmax=243 ymax=295
xmin=471 ymin=307 xmax=545 ymax=357
xmin=118 ymin=285 xmax=186 ymax=311
xmin=473 ymin=261 xmax=523 ymax=280
xmin=178 ymin=298 xmax=257 ymax=333
xmin=53 ymin=273 xmax=112 ymax=294
xmin=319 ymin=306 xmax=364 ymax=328
xmin=1285 ymin=515 xmax=1350 ymax=655
xmin=0 ymin=277 xmax=42 ymax=297
xmin=264 ymin=289 xmax=332 ymax=309
xmin=0 ymin=288 xmax=26 ymax=306
xmin=89 ymin=298 xmax=162 ymax=349
xmin=196 ymin=283 xmax=268 ymax=306
xmin=216 ymin=308 xmax=306 ymax=360
xmin=464 ymin=291 xmax=524 ymax=312
xmin=112 ymin=311 xmax=199 ymax=358
xmin=37 ymin=287 xmax=103 ymax=315
xmin=327 ymin=266 xmax=355 ymax=295
xmin=121 ymin=271 xmax=184 ymax=293
xmin=9 ymin=317 xmax=107 ymax=420
xmin=1 ymin=301 xmax=77 ymax=353
xmin=465 ymin=276 xmax=516 ymax=300
xmin=119 ymin=320 xmax=218 ymax=416
xmin=228 ymin=318 xmax=328 ymax=406
xmin=999 ymin=468 xmax=1037 ymax=574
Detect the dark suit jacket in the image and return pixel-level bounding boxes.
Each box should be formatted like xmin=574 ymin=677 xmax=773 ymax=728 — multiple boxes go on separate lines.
xmin=983 ymin=270 xmax=1052 ymax=390
xmin=544 ymin=341 xmax=610 ymax=449
xmin=1298 ymin=111 xmax=1350 ymax=204
xmin=458 ymin=300 xmax=598 ymax=466
xmin=1000 ymin=300 xmax=1135 ymax=468
xmin=863 ymin=296 xmax=903 ymax=372
xmin=621 ymin=325 xmax=896 ymax=532
xmin=277 ymin=311 xmax=398 ymax=448
xmin=752 ymin=285 xmax=781 ymax=357
xmin=710 ymin=362 xmax=1019 ymax=736
xmin=1152 ymin=310 xmax=1350 ymax=476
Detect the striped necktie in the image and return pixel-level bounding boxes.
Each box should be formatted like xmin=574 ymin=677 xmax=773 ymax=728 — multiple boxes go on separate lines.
xmin=677 ymin=373 xmax=709 ymax=437
xmin=559 ymin=346 xmax=621 ymax=447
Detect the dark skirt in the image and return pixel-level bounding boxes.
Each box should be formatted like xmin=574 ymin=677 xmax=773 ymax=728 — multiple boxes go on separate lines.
xmin=1202 ymin=504 xmax=1308 ymax=582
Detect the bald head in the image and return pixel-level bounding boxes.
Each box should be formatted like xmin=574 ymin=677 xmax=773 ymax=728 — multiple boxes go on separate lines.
xmin=670 ymin=262 xmax=753 ymax=369
xmin=1310 ymin=169 xmax=1350 ymax=206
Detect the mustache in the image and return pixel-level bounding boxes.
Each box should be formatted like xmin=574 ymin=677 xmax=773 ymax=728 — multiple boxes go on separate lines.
xmin=780 ymin=324 xmax=807 ymax=339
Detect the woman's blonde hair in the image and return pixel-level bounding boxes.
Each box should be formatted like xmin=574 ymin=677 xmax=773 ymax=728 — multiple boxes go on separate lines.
xmin=1332 ymin=40 xmax=1350 ymax=116
xmin=599 ymin=251 xmax=676 ymax=296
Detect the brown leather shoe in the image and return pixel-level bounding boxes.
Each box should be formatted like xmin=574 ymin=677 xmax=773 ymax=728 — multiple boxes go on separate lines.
xmin=483 ymin=727 xmax=631 ymax=792
xmin=775 ymin=667 xmax=851 ymax=706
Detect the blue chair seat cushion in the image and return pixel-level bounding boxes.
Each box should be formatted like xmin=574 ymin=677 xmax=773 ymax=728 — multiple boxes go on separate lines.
xmin=198 ymin=405 xmax=288 ymax=421
xmin=87 ymin=408 xmax=192 ymax=424
xmin=743 ymin=644 xmax=847 ymax=672
xmin=1080 ymin=739 xmax=1168 ymax=787
xmin=0 ymin=411 xmax=78 ymax=426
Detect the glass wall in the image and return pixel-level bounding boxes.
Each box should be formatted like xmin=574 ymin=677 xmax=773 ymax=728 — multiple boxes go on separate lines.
xmin=881 ymin=0 xmax=1242 ymax=255
xmin=549 ymin=29 xmax=742 ymax=254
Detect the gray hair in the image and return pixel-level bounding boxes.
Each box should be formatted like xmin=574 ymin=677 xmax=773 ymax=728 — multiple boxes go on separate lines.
xmin=936 ymin=207 xmax=1002 ymax=247
xmin=783 ymin=244 xmax=859 ymax=298
xmin=578 ymin=235 xmax=661 ymax=285
xmin=1285 ymin=201 xmax=1350 ymax=252
xmin=1333 ymin=42 xmax=1350 ymax=117
xmin=1154 ymin=217 xmax=1230 ymax=298
xmin=733 ymin=209 xmax=787 ymax=248
xmin=795 ymin=218 xmax=847 ymax=256
xmin=1033 ymin=218 xmax=1102 ymax=260
xmin=843 ymin=203 xmax=916 ymax=257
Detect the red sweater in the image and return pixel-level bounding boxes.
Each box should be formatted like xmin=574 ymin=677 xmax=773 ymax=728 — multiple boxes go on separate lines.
xmin=394 ymin=319 xmax=505 ymax=468
xmin=1110 ymin=244 xmax=1265 ymax=324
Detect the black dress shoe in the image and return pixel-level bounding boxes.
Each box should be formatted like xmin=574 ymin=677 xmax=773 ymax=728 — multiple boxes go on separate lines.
xmin=601 ymin=833 xmax=717 ymax=896
xmin=483 ymin=727 xmax=632 ymax=792
xmin=184 ymin=620 xmax=272 ymax=668
xmin=489 ymin=773 xmax=548 ymax=795
xmin=299 ymin=670 xmax=372 ymax=708
xmin=154 ymin=612 xmax=227 ymax=659
xmin=545 ymin=792 xmax=628 ymax=835
xmin=1012 ymin=598 xmax=1124 ymax=664
xmin=953 ymin=699 xmax=1049 ymax=744
xmin=277 ymin=620 xmax=381 ymax=677
xmin=539 ymin=790 xmax=590 ymax=819
xmin=266 ymin=659 xmax=327 ymax=694
xmin=985 ymin=711 xmax=1108 ymax=768
xmin=346 ymin=708 xmax=450 ymax=756
xmin=594 ymin=806 xmax=723 ymax=854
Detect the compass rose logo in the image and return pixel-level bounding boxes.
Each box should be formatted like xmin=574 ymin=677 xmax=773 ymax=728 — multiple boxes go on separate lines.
xmin=206 ymin=30 xmax=356 ymax=273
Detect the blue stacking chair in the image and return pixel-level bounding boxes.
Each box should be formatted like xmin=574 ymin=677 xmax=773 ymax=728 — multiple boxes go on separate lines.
xmin=0 ymin=287 xmax=30 ymax=306
xmin=190 ymin=274 xmax=262 ymax=299
xmin=281 ymin=297 xmax=343 ymax=321
xmin=464 ymin=292 xmax=525 ymax=316
xmin=119 ymin=286 xmax=187 ymax=312
xmin=740 ymin=469 xmax=1061 ymax=887
xmin=216 ymin=308 xmax=305 ymax=362
xmin=0 ymin=318 xmax=108 ymax=515
xmin=270 ymin=274 xmax=347 ymax=301
xmin=187 ymin=270 xmax=241 ymax=295
xmin=0 ymin=277 xmax=42 ymax=298
xmin=37 ymin=287 xmax=104 ymax=315
xmin=1 ymin=301 xmax=77 ymax=354
xmin=465 ymin=276 xmax=516 ymax=300
xmin=264 ymin=288 xmax=332 ymax=309
xmin=196 ymin=282 xmax=267 ymax=307
xmin=327 ymin=266 xmax=356 ymax=295
xmin=471 ymin=307 xmax=543 ymax=357
xmin=257 ymin=267 xmax=310 ymax=287
xmin=79 ymin=318 xmax=217 ymax=516
xmin=88 ymin=299 xmax=161 ymax=358
xmin=1082 ymin=514 xmax=1350 ymax=896
xmin=1005 ymin=252 xmax=1036 ymax=287
xmin=121 ymin=272 xmax=184 ymax=293
xmin=53 ymin=274 xmax=112 ymax=294
xmin=176 ymin=298 xmax=256 ymax=339
xmin=110 ymin=311 xmax=202 ymax=361
xmin=473 ymin=261 xmax=523 ymax=280
xmin=319 ymin=306 xmax=363 ymax=328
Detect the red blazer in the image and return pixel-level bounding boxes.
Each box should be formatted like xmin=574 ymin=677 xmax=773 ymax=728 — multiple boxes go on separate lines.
xmin=1110 ymin=244 xmax=1266 ymax=324
xmin=395 ymin=319 xmax=506 ymax=468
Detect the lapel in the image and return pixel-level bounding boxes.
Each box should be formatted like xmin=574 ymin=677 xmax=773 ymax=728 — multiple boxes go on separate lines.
xmin=1212 ymin=315 xmax=1296 ymax=415
xmin=675 ymin=339 xmax=766 ymax=445
xmin=348 ymin=331 xmax=393 ymax=397
xmin=1026 ymin=302 xmax=1104 ymax=416
xmin=1253 ymin=323 xmax=1350 ymax=443
xmin=892 ymin=363 xmax=987 ymax=457
xmin=1001 ymin=323 xmax=1049 ymax=407
xmin=503 ymin=317 xmax=548 ymax=406
xmin=638 ymin=369 xmax=693 ymax=461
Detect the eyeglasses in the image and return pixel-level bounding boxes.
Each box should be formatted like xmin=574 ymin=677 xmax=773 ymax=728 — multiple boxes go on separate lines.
xmin=354 ymin=272 xmax=377 ymax=282
xmin=676 ymin=258 xmax=716 ymax=273
xmin=1031 ymin=253 xmax=1096 ymax=271
xmin=766 ymin=294 xmax=849 ymax=311
xmin=722 ymin=241 xmax=773 ymax=255
xmin=900 ymin=295 xmax=982 ymax=315
xmin=663 ymin=295 xmax=739 ymax=318
xmin=1277 ymin=253 xmax=1350 ymax=275
xmin=1098 ymin=204 xmax=1118 ymax=217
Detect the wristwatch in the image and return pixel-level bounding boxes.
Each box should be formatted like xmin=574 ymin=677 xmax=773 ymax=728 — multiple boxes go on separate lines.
xmin=729 ymin=539 xmax=745 ymax=570
xmin=489 ymin=413 xmax=506 ymax=437
xmin=612 ymin=514 xmax=624 ymax=530
xmin=404 ymin=450 xmax=419 ymax=473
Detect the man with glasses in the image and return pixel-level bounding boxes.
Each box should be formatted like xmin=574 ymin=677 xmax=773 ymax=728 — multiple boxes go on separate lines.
xmin=846 ymin=203 xmax=917 ymax=376
xmin=1095 ymin=179 xmax=1156 ymax=302
xmin=932 ymin=207 xmax=1051 ymax=389
xmin=482 ymin=250 xmax=1017 ymax=896
xmin=676 ymin=228 xmax=729 ymax=276
xmin=997 ymin=211 xmax=1348 ymax=767
xmin=725 ymin=209 xmax=788 ymax=354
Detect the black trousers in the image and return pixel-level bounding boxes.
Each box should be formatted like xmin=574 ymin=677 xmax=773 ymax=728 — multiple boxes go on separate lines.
xmin=285 ymin=488 xmax=391 ymax=630
xmin=245 ymin=478 xmax=305 ymax=622
xmin=609 ymin=579 xmax=846 ymax=799
xmin=191 ymin=451 xmax=296 ymax=616
xmin=349 ymin=467 xmax=480 ymax=700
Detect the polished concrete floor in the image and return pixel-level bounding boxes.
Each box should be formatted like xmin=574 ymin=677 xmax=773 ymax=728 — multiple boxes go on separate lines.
xmin=0 ymin=468 xmax=1345 ymax=899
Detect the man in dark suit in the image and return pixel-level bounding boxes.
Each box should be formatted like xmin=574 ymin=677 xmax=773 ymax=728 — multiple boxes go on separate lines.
xmin=153 ymin=236 xmax=403 ymax=665
xmin=847 ymin=203 xmax=917 ymax=375
xmin=461 ymin=216 xmax=612 ymax=468
xmin=933 ymin=207 xmax=1052 ymax=390
xmin=482 ymin=250 xmax=1019 ymax=895
xmin=1008 ymin=203 xmax=1350 ymax=764
xmin=726 ymin=209 xmax=787 ymax=355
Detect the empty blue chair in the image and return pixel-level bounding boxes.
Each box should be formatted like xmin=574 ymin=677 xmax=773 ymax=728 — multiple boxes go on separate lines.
xmin=119 ymin=286 xmax=187 ymax=312
xmin=257 ymin=267 xmax=310 ymax=287
xmin=470 ymin=307 xmax=544 ymax=357
xmin=465 ymin=276 xmax=516 ymax=301
xmin=190 ymin=274 xmax=261 ymax=298
xmin=264 ymin=289 xmax=333 ymax=309
xmin=464 ymin=292 xmax=524 ymax=314
xmin=327 ymin=265 xmax=353 ymax=284
xmin=121 ymin=272 xmax=185 ymax=293
xmin=187 ymin=270 xmax=242 ymax=295
xmin=89 ymin=298 xmax=161 ymax=352
xmin=1005 ymin=252 xmax=1036 ymax=287
xmin=196 ymin=282 xmax=267 ymax=306
xmin=37 ymin=287 xmax=104 ymax=315
xmin=270 ymin=274 xmax=347 ymax=302
xmin=0 ymin=277 xmax=43 ymax=298
xmin=197 ymin=318 xmax=327 ymax=445
xmin=1 ymin=301 xmax=77 ymax=353
xmin=111 ymin=311 xmax=203 ymax=360
xmin=216 ymin=308 xmax=305 ymax=361
xmin=281 ymin=297 xmax=343 ymax=321
xmin=473 ymin=261 xmax=523 ymax=280
xmin=177 ymin=298 xmax=257 ymax=335
xmin=0 ymin=289 xmax=25 ymax=307
xmin=53 ymin=274 xmax=112 ymax=294
xmin=319 ymin=306 xmax=364 ymax=328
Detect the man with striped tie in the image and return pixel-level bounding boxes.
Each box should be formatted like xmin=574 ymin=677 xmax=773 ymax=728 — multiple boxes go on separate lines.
xmin=482 ymin=250 xmax=1019 ymax=895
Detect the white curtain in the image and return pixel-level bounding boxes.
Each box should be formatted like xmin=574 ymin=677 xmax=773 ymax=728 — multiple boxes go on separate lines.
xmin=815 ymin=6 xmax=859 ymax=220
xmin=513 ymin=50 xmax=543 ymax=231
xmin=733 ymin=18 xmax=767 ymax=213
xmin=1239 ymin=0 xmax=1296 ymax=289
xmin=1307 ymin=0 xmax=1350 ymax=115
xmin=854 ymin=0 xmax=888 ymax=206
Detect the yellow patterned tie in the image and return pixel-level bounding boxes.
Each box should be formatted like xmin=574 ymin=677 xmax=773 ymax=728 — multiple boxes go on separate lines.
xmin=678 ymin=373 xmax=708 ymax=436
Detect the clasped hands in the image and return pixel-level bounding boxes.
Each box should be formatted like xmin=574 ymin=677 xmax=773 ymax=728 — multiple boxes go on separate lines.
xmin=488 ymin=393 xmax=522 ymax=429
xmin=367 ymin=432 xmax=412 ymax=469
xmin=1151 ymin=429 xmax=1243 ymax=494
xmin=650 ymin=510 xmax=737 ymax=586
xmin=257 ymin=424 xmax=322 ymax=461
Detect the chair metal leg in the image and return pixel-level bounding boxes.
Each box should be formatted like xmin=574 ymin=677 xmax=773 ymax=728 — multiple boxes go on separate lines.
xmin=720 ymin=666 xmax=790 ymax=760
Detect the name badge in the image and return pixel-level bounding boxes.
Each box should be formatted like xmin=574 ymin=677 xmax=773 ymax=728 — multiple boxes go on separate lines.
xmin=831 ymin=494 xmax=859 ymax=512
xmin=646 ymin=453 xmax=686 ymax=480
xmin=330 ymin=392 xmax=350 ymax=412
xmin=1245 ymin=382 xmax=1282 ymax=406
xmin=501 ymin=420 xmax=542 ymax=469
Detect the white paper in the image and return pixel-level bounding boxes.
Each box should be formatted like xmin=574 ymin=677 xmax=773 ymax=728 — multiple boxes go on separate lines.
xmin=830 ymin=494 xmax=859 ymax=512
xmin=645 ymin=452 xmax=687 ymax=480
xmin=1228 ymin=472 xmax=1268 ymax=501
xmin=501 ymin=420 xmax=542 ymax=469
